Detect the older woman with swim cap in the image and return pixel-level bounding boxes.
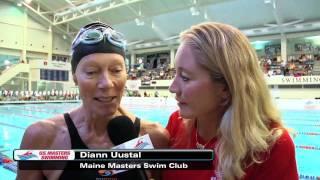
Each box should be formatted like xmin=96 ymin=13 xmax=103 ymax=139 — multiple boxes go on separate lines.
xmin=17 ymin=22 xmax=168 ymax=180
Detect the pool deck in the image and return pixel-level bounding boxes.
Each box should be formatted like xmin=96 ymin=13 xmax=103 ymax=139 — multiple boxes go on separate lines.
xmin=0 ymin=100 xmax=81 ymax=105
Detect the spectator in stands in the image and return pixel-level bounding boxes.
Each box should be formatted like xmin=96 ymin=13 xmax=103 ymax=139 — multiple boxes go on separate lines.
xmin=154 ymin=90 xmax=159 ymax=97
xmin=163 ymin=22 xmax=298 ymax=180
xmin=159 ymin=69 xmax=165 ymax=79
xmin=18 ymin=22 xmax=168 ymax=180
xmin=280 ymin=61 xmax=286 ymax=76
xmin=289 ymin=60 xmax=296 ymax=70
xmin=145 ymin=60 xmax=151 ymax=69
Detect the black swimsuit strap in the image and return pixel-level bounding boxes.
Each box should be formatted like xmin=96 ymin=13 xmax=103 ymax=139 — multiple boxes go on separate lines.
xmin=64 ymin=113 xmax=88 ymax=149
xmin=134 ymin=117 xmax=141 ymax=136
xmin=60 ymin=114 xmax=144 ymax=180
xmin=64 ymin=113 xmax=141 ymax=149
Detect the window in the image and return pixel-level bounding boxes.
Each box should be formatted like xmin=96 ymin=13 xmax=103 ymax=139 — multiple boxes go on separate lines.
xmin=52 ymin=55 xmax=69 ymax=62
xmin=40 ymin=69 xmax=69 ymax=81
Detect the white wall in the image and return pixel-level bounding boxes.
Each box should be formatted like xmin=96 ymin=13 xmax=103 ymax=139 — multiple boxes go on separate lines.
xmin=0 ymin=1 xmax=71 ymax=60
xmin=53 ymin=32 xmax=71 ymax=55
xmin=271 ymin=89 xmax=320 ymax=99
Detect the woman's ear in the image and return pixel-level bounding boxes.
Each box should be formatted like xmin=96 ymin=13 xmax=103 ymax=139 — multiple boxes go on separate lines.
xmin=220 ymin=84 xmax=231 ymax=106
xmin=73 ymin=74 xmax=78 ymax=85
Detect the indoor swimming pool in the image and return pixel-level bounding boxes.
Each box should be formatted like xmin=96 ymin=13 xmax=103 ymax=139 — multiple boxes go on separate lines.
xmin=0 ymin=98 xmax=319 ymax=179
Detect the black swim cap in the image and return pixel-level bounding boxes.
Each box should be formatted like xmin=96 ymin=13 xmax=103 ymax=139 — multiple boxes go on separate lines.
xmin=71 ymin=22 xmax=126 ymax=73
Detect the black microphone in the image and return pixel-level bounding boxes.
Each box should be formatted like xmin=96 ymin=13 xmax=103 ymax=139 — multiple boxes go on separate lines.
xmin=107 ymin=116 xmax=148 ymax=180
xmin=107 ymin=116 xmax=138 ymax=145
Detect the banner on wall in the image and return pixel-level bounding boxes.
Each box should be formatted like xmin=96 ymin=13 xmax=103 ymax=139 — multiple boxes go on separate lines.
xmin=126 ymin=80 xmax=141 ymax=91
xmin=266 ymin=76 xmax=320 ymax=85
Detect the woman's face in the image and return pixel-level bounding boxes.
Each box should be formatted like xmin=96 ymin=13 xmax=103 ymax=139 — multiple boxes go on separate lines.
xmin=169 ymin=42 xmax=227 ymax=119
xmin=73 ymin=53 xmax=127 ymax=118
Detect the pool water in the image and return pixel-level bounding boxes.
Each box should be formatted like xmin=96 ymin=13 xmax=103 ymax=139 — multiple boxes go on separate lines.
xmin=0 ymin=98 xmax=319 ymax=179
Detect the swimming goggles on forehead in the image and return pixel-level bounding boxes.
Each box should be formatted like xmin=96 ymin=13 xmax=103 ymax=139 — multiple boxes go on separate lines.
xmin=71 ymin=22 xmax=126 ymax=50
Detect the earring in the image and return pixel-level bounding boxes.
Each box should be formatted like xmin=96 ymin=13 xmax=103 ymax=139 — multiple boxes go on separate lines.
xmin=221 ymin=97 xmax=230 ymax=106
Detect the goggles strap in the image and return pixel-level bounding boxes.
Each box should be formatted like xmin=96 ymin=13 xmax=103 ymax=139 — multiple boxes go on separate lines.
xmin=71 ymin=23 xmax=126 ymax=73
xmin=71 ymin=36 xmax=125 ymax=73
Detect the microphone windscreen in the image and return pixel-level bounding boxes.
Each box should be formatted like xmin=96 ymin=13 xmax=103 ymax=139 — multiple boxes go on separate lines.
xmin=107 ymin=116 xmax=138 ymax=145
xmin=107 ymin=116 xmax=148 ymax=180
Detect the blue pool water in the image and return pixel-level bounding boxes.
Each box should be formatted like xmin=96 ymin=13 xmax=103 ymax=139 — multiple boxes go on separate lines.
xmin=0 ymin=98 xmax=319 ymax=179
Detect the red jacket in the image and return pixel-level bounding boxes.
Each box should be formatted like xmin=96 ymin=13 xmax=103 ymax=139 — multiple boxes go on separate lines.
xmin=162 ymin=111 xmax=299 ymax=180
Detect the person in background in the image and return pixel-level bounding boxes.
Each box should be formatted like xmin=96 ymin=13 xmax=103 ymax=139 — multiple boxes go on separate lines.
xmin=17 ymin=22 xmax=168 ymax=180
xmin=154 ymin=91 xmax=159 ymax=97
xmin=162 ymin=22 xmax=298 ymax=180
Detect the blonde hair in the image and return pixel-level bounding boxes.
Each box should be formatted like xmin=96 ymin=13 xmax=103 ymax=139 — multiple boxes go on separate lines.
xmin=180 ymin=22 xmax=284 ymax=179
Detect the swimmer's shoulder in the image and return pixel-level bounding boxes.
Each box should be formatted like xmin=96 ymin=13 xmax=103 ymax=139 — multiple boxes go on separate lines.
xmin=118 ymin=106 xmax=169 ymax=148
xmin=20 ymin=114 xmax=67 ymax=149
xmin=140 ymin=120 xmax=169 ymax=149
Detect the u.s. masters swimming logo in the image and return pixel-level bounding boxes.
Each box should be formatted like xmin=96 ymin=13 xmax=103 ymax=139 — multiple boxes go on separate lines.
xmin=17 ymin=151 xmax=38 ymax=160
xmin=97 ymin=169 xmax=127 ymax=177
xmin=134 ymin=138 xmax=150 ymax=149
xmin=98 ymin=170 xmax=114 ymax=177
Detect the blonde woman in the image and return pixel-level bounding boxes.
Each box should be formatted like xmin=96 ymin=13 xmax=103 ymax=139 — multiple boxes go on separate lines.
xmin=163 ymin=22 xmax=298 ymax=180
